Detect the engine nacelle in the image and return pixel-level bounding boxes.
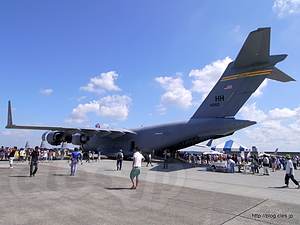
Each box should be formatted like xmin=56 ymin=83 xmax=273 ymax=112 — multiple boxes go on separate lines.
xmin=42 ymin=131 xmax=72 ymax=146
xmin=72 ymin=133 xmax=90 ymax=145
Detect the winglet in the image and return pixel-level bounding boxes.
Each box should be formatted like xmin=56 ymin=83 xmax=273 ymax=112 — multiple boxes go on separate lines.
xmin=6 ymin=101 xmax=14 ymax=128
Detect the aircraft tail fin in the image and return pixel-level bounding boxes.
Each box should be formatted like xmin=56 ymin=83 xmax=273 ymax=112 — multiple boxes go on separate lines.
xmin=206 ymin=139 xmax=213 ymax=147
xmin=232 ymin=27 xmax=270 ymax=69
xmin=6 ymin=100 xmax=14 ymax=128
xmin=191 ymin=27 xmax=295 ymax=119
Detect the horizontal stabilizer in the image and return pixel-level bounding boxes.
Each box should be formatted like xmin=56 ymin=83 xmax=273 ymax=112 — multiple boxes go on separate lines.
xmin=267 ymin=67 xmax=296 ymax=82
xmin=233 ymin=28 xmax=270 ymax=69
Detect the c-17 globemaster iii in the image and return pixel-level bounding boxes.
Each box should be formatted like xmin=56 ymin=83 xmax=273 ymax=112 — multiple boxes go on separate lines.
xmin=6 ymin=27 xmax=295 ymax=157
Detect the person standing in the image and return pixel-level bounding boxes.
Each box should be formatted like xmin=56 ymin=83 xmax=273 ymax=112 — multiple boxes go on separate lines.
xmin=228 ymin=157 xmax=235 ymax=173
xmin=19 ymin=148 xmax=25 ymax=163
xmin=250 ymin=156 xmax=259 ymax=175
xmin=116 ymin=148 xmax=124 ymax=170
xmin=79 ymin=150 xmax=83 ymax=165
xmin=8 ymin=146 xmax=17 ymax=169
xmin=262 ymin=155 xmax=270 ymax=176
xmin=70 ymin=148 xmax=80 ymax=176
xmin=270 ymin=155 xmax=276 ymax=172
xmin=283 ymin=154 xmax=300 ymax=188
xmin=29 ymin=146 xmax=40 ymax=177
xmin=48 ymin=150 xmax=53 ymax=163
xmin=130 ymin=147 xmax=145 ymax=189
xmin=163 ymin=150 xmax=170 ymax=169
xmin=146 ymin=152 xmax=153 ymax=167
xmin=97 ymin=150 xmax=101 ymax=162
xmin=92 ymin=151 xmax=95 ymax=161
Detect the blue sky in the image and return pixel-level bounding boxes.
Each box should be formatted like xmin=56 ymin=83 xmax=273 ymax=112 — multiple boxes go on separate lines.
xmin=1 ymin=0 xmax=300 ymax=152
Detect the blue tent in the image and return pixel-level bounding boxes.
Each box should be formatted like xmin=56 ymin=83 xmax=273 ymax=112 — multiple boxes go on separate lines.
xmin=211 ymin=140 xmax=249 ymax=152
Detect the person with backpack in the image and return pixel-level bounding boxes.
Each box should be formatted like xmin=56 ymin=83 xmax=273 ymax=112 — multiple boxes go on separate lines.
xmin=116 ymin=148 xmax=124 ymax=170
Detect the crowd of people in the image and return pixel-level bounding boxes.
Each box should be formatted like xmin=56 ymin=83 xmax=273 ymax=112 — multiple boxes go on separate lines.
xmin=0 ymin=146 xmax=76 ymax=163
xmin=177 ymin=151 xmax=300 ymax=173
xmin=3 ymin=145 xmax=300 ymax=189
xmin=1 ymin=145 xmax=146 ymax=190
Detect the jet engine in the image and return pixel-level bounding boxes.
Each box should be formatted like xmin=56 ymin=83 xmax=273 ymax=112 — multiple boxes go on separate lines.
xmin=42 ymin=131 xmax=72 ymax=146
xmin=72 ymin=133 xmax=90 ymax=145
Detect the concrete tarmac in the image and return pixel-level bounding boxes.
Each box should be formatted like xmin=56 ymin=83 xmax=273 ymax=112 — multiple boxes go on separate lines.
xmin=1 ymin=159 xmax=300 ymax=225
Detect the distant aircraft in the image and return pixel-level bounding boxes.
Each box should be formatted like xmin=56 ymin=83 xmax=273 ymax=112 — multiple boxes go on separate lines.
xmin=194 ymin=139 xmax=213 ymax=148
xmin=6 ymin=27 xmax=295 ymax=157
xmin=178 ymin=139 xmax=213 ymax=155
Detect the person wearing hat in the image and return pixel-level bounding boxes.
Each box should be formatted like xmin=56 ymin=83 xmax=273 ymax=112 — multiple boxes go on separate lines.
xmin=283 ymin=154 xmax=300 ymax=188
xmin=29 ymin=146 xmax=40 ymax=177
xmin=116 ymin=148 xmax=124 ymax=170
xmin=130 ymin=147 xmax=145 ymax=189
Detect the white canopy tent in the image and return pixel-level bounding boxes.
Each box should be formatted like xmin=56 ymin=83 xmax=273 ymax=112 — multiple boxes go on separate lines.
xmin=178 ymin=149 xmax=205 ymax=155
xmin=203 ymin=150 xmax=223 ymax=155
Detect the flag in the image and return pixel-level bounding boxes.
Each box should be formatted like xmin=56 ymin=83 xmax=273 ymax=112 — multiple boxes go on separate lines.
xmin=224 ymin=84 xmax=232 ymax=90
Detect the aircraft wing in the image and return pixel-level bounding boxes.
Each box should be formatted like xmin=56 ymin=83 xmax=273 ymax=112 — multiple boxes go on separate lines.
xmin=6 ymin=101 xmax=136 ymax=138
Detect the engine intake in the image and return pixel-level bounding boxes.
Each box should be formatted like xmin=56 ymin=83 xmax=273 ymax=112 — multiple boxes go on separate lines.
xmin=72 ymin=133 xmax=90 ymax=145
xmin=42 ymin=131 xmax=72 ymax=146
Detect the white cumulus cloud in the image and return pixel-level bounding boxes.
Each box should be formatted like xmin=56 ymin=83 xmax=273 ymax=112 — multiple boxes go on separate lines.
xmin=240 ymin=103 xmax=268 ymax=123
xmin=65 ymin=94 xmax=132 ymax=124
xmin=189 ymin=57 xmax=232 ymax=101
xmin=80 ymin=71 xmax=121 ymax=94
xmin=155 ymin=76 xmax=192 ymax=109
xmin=241 ymin=104 xmax=300 ymax=150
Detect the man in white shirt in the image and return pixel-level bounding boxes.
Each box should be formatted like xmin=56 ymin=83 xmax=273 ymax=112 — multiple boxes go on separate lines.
xmin=19 ymin=148 xmax=25 ymax=163
xmin=283 ymin=154 xmax=300 ymax=188
xmin=262 ymin=155 xmax=270 ymax=176
xmin=130 ymin=147 xmax=145 ymax=189
xmin=228 ymin=157 xmax=235 ymax=173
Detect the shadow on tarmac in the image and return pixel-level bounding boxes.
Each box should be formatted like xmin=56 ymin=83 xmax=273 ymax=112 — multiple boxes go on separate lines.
xmin=269 ymin=186 xmax=300 ymax=189
xmin=9 ymin=175 xmax=29 ymax=177
xmin=105 ymin=187 xmax=133 ymax=190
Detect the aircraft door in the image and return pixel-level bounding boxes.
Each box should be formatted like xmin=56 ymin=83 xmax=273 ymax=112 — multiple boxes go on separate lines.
xmin=130 ymin=141 xmax=135 ymax=152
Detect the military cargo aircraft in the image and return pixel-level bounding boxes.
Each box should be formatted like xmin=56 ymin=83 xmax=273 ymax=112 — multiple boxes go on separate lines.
xmin=6 ymin=27 xmax=295 ymax=157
